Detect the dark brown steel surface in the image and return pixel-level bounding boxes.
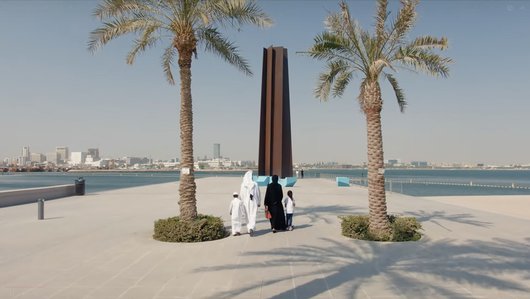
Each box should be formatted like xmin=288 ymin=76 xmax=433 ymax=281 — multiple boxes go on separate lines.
xmin=258 ymin=47 xmax=293 ymax=178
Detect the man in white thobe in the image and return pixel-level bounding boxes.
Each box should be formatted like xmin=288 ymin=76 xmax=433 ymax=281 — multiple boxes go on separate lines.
xmin=240 ymin=170 xmax=261 ymax=236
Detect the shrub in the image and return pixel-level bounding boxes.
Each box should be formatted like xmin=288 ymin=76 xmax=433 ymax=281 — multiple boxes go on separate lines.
xmin=153 ymin=214 xmax=228 ymax=242
xmin=340 ymin=215 xmax=422 ymax=242
xmin=391 ymin=216 xmax=422 ymax=241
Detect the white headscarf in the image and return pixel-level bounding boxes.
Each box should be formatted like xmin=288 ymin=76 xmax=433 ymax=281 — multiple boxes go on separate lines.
xmin=242 ymin=170 xmax=253 ymax=189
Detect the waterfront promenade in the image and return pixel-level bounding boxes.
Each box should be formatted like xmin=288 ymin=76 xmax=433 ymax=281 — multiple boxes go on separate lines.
xmin=1 ymin=177 xmax=529 ymax=298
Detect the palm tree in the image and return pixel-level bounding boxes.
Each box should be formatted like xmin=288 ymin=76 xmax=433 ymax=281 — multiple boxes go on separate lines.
xmin=88 ymin=0 xmax=271 ymax=221
xmin=304 ymin=0 xmax=451 ymax=235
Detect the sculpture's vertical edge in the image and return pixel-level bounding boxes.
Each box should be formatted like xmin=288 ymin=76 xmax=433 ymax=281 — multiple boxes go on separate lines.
xmin=282 ymin=49 xmax=293 ymax=177
xmin=258 ymin=48 xmax=267 ymax=176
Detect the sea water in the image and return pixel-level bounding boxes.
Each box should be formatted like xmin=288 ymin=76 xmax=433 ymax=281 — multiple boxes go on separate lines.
xmin=1 ymin=169 xmax=530 ymax=197
xmin=0 ymin=171 xmax=245 ymax=193
xmin=304 ymin=169 xmax=530 ymax=196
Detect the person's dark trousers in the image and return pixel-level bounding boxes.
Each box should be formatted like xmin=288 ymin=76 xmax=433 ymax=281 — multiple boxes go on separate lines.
xmin=286 ymin=213 xmax=293 ymax=227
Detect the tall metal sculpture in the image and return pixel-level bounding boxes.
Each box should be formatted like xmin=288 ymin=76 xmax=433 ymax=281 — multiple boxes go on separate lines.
xmin=258 ymin=46 xmax=293 ymax=178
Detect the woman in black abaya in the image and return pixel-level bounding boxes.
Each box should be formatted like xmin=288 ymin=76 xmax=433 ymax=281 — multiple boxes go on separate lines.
xmin=264 ymin=175 xmax=287 ymax=232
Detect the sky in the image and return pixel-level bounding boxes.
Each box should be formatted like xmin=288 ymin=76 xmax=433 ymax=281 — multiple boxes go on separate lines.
xmin=1 ymin=0 xmax=530 ymax=165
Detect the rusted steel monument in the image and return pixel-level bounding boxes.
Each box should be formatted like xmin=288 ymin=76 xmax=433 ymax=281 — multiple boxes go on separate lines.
xmin=258 ymin=46 xmax=293 ymax=178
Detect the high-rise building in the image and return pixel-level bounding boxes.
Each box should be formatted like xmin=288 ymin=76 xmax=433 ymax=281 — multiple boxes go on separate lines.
xmin=46 ymin=152 xmax=59 ymax=164
xmin=213 ymin=143 xmax=221 ymax=159
xmin=30 ymin=153 xmax=45 ymax=163
xmin=22 ymin=146 xmax=30 ymax=160
xmin=70 ymin=152 xmax=87 ymax=165
xmin=56 ymin=146 xmax=69 ymax=164
xmin=87 ymin=148 xmax=100 ymax=161
xmin=18 ymin=146 xmax=31 ymax=165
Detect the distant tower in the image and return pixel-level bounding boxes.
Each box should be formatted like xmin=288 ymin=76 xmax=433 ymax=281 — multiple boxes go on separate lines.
xmin=21 ymin=146 xmax=30 ymax=165
xmin=56 ymin=146 xmax=69 ymax=164
xmin=213 ymin=143 xmax=221 ymax=159
xmin=88 ymin=148 xmax=100 ymax=160
xmin=22 ymin=146 xmax=30 ymax=160
xmin=258 ymin=46 xmax=293 ymax=178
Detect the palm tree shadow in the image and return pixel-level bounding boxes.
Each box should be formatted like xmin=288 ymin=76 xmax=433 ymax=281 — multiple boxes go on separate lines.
xmin=210 ymin=205 xmax=514 ymax=297
xmin=195 ymin=237 xmax=530 ymax=298
xmin=406 ymin=209 xmax=492 ymax=230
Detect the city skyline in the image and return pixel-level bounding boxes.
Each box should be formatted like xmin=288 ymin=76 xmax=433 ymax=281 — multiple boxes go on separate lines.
xmin=4 ymin=143 xmax=528 ymax=168
xmin=1 ymin=1 xmax=530 ymax=165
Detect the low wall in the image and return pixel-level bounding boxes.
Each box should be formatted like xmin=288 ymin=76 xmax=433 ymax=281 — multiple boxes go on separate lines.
xmin=0 ymin=185 xmax=76 ymax=208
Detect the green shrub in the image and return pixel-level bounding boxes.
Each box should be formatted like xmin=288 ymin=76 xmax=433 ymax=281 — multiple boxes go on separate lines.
xmin=153 ymin=214 xmax=228 ymax=242
xmin=340 ymin=215 xmax=371 ymax=240
xmin=340 ymin=215 xmax=422 ymax=242
xmin=391 ymin=217 xmax=422 ymax=241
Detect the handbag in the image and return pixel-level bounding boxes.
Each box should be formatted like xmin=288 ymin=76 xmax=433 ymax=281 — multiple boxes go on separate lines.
xmin=265 ymin=210 xmax=272 ymax=219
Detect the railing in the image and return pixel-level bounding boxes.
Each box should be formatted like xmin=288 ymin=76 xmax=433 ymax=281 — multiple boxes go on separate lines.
xmin=307 ymin=172 xmax=530 ymax=193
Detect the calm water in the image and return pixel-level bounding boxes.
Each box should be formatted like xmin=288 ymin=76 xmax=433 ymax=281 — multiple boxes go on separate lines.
xmin=306 ymin=169 xmax=530 ymax=196
xmin=1 ymin=169 xmax=530 ymax=197
xmin=0 ymin=171 xmax=245 ymax=193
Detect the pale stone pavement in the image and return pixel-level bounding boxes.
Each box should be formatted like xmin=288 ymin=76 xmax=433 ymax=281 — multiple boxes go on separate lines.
xmin=1 ymin=177 xmax=529 ymax=298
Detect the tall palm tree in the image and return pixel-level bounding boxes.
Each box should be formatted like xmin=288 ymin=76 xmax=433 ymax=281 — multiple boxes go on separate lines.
xmin=304 ymin=0 xmax=451 ymax=235
xmin=88 ymin=0 xmax=272 ymax=221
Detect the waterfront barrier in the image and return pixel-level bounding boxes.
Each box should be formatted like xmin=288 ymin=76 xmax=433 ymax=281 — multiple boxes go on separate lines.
xmin=349 ymin=178 xmax=530 ymax=192
xmin=0 ymin=184 xmax=76 ymax=208
xmin=310 ymin=172 xmax=530 ymax=192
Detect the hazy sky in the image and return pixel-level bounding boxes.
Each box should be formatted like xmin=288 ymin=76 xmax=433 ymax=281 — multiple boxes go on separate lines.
xmin=1 ymin=0 xmax=529 ymax=165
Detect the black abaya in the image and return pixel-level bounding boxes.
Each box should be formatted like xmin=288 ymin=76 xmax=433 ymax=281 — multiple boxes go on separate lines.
xmin=264 ymin=179 xmax=286 ymax=231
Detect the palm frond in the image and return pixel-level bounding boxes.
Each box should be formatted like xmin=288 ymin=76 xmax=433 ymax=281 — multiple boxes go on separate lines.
xmin=162 ymin=45 xmax=176 ymax=85
xmin=408 ymin=36 xmax=448 ymax=50
xmin=126 ymin=26 xmax=161 ymax=64
xmin=93 ymin=0 xmax=165 ymax=20
xmin=93 ymin=0 xmax=139 ymax=19
xmin=384 ymin=0 xmax=418 ymax=56
xmin=315 ymin=60 xmax=349 ymax=101
xmin=88 ymin=15 xmax=161 ymax=53
xmin=393 ymin=0 xmax=418 ymax=40
xmin=210 ymin=0 xmax=273 ymax=28
xmin=396 ymin=47 xmax=452 ymax=78
xmin=199 ymin=27 xmax=252 ymax=76
xmin=384 ymin=72 xmax=406 ymax=112
xmin=332 ymin=69 xmax=353 ymax=98
xmin=375 ymin=0 xmax=389 ymax=46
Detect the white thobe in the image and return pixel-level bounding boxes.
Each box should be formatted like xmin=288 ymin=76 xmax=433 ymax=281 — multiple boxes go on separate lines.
xmin=240 ymin=170 xmax=261 ymax=232
xmin=229 ymin=198 xmax=246 ymax=235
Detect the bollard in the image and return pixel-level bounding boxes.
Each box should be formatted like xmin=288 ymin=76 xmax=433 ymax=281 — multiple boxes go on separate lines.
xmin=38 ymin=198 xmax=45 ymax=220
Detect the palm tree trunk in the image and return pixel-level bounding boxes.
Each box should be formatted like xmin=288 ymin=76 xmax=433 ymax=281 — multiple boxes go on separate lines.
xmin=361 ymin=81 xmax=390 ymax=235
xmin=178 ymin=49 xmax=197 ymax=221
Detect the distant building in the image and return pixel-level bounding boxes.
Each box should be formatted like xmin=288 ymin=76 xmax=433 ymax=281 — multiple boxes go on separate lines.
xmin=70 ymin=152 xmax=87 ymax=165
xmin=386 ymin=159 xmax=399 ymax=165
xmin=124 ymin=157 xmax=149 ymax=166
xmin=30 ymin=153 xmax=45 ymax=163
xmin=411 ymin=161 xmax=429 ymax=168
xmin=56 ymin=146 xmax=69 ymax=164
xmin=87 ymin=148 xmax=100 ymax=161
xmin=46 ymin=152 xmax=59 ymax=164
xmin=213 ymin=143 xmax=221 ymax=159
xmin=22 ymin=146 xmax=30 ymax=161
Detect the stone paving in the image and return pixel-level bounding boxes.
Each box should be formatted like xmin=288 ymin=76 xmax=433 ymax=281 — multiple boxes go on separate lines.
xmin=1 ymin=177 xmax=529 ymax=298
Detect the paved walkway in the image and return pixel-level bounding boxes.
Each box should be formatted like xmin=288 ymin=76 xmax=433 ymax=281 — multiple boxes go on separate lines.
xmin=1 ymin=177 xmax=529 ymax=299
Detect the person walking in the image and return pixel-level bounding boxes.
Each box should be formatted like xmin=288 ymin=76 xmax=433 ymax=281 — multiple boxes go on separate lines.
xmin=264 ymin=175 xmax=286 ymax=233
xmin=229 ymin=192 xmax=246 ymax=236
xmin=239 ymin=170 xmax=261 ymax=236
xmin=283 ymin=190 xmax=295 ymax=231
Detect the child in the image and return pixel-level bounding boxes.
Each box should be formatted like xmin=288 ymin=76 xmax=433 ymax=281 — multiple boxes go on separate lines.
xmin=283 ymin=190 xmax=295 ymax=231
xmin=229 ymin=192 xmax=247 ymax=236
